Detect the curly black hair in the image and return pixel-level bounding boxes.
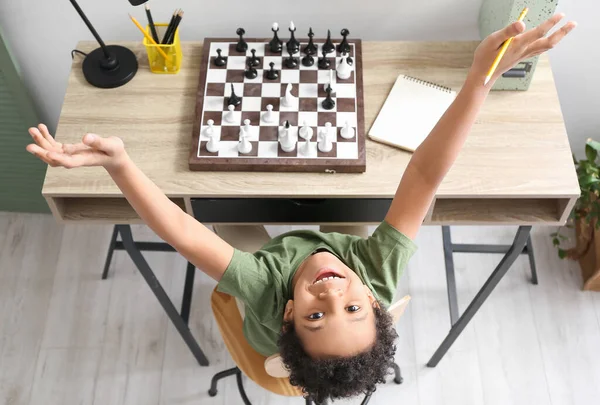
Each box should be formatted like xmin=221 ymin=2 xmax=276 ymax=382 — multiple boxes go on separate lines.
xmin=277 ymin=303 xmax=397 ymax=403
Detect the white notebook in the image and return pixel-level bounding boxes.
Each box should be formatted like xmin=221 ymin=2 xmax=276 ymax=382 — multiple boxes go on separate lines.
xmin=369 ymin=75 xmax=456 ymax=152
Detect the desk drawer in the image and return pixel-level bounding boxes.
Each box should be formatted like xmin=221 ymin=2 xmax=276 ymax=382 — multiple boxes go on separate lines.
xmin=191 ymin=198 xmax=392 ymax=224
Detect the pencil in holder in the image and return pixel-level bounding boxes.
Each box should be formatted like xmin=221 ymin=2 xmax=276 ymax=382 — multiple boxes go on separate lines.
xmin=143 ymin=23 xmax=182 ymax=74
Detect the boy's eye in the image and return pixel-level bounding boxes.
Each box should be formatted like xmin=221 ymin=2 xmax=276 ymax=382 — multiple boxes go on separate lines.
xmin=346 ymin=305 xmax=360 ymax=312
xmin=308 ymin=312 xmax=324 ymax=320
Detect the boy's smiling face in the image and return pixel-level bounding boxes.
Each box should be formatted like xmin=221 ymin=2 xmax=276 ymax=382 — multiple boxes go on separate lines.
xmin=284 ymin=251 xmax=379 ymax=358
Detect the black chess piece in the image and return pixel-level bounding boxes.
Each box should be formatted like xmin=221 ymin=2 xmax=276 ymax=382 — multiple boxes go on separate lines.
xmin=228 ymin=83 xmax=242 ymax=106
xmin=286 ymin=22 xmax=300 ymax=54
xmin=245 ymin=59 xmax=258 ymax=79
xmin=284 ymin=49 xmax=298 ymax=69
xmin=269 ymin=23 xmax=283 ymax=53
xmin=337 ymin=28 xmax=351 ymax=54
xmin=303 ymin=27 xmax=318 ymax=55
xmin=266 ymin=62 xmax=279 ymax=80
xmin=318 ymin=48 xmax=330 ymax=70
xmin=248 ymin=49 xmax=260 ymax=67
xmin=236 ymin=28 xmax=248 ymax=52
xmin=322 ymin=29 xmax=335 ymax=54
xmin=346 ymin=55 xmax=354 ymax=66
xmin=302 ymin=54 xmax=314 ymax=67
xmin=214 ymin=48 xmax=227 ymax=67
xmin=322 ymin=84 xmax=335 ymax=110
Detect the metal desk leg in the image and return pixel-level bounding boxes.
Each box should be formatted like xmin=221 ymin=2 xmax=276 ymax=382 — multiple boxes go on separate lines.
xmin=180 ymin=261 xmax=196 ymax=324
xmin=526 ymin=236 xmax=539 ymax=285
xmin=116 ymin=225 xmax=209 ymax=366
xmin=101 ymin=226 xmax=119 ymax=280
xmin=427 ymin=225 xmax=532 ymax=367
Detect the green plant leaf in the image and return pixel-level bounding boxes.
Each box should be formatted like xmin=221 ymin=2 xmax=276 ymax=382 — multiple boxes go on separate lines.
xmin=550 ymin=232 xmax=558 ymax=237
xmin=586 ymin=144 xmax=598 ymax=162
xmin=558 ymin=248 xmax=567 ymax=259
xmin=552 ymin=237 xmax=559 ymax=246
xmin=579 ymin=175 xmax=600 ymax=187
xmin=586 ymin=138 xmax=600 ymax=152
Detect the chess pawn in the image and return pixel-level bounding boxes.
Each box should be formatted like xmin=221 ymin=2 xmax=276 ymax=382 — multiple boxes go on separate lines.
xmin=318 ymin=122 xmax=333 ymax=153
xmin=299 ymin=121 xmax=313 ymax=141
xmin=300 ymin=122 xmax=314 ymax=156
xmin=205 ymin=119 xmax=215 ymax=136
xmin=238 ymin=130 xmax=252 ymax=154
xmin=224 ymin=104 xmax=236 ymax=123
xmin=205 ymin=119 xmax=219 ymax=153
xmin=340 ymin=121 xmax=355 ymax=139
xmin=301 ymin=137 xmax=313 ymax=156
xmin=243 ymin=118 xmax=252 ymax=135
xmin=263 ymin=104 xmax=276 ymax=123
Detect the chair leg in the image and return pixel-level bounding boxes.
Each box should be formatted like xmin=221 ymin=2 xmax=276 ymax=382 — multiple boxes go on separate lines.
xmin=360 ymin=391 xmax=374 ymax=405
xmin=208 ymin=367 xmax=239 ymax=396
xmin=101 ymin=225 xmax=119 ymax=279
xmin=235 ymin=368 xmax=252 ymax=405
xmin=526 ymin=236 xmax=539 ymax=285
xmin=392 ymin=363 xmax=403 ymax=384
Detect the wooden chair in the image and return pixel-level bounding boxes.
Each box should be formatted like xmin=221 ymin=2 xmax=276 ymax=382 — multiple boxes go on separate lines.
xmin=208 ymin=289 xmax=411 ymax=405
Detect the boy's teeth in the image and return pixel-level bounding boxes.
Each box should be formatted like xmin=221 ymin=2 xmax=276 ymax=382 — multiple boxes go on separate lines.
xmin=314 ymin=275 xmax=341 ymax=284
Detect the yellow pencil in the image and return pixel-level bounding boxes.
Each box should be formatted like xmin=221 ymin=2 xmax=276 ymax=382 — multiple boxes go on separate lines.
xmin=484 ymin=7 xmax=528 ymax=85
xmin=128 ymin=14 xmax=171 ymax=61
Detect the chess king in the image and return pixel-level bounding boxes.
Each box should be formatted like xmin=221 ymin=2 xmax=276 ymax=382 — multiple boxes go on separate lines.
xmin=27 ymin=15 xmax=576 ymax=403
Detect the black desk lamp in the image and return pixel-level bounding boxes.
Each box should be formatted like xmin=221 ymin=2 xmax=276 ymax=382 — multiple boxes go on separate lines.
xmin=69 ymin=0 xmax=149 ymax=88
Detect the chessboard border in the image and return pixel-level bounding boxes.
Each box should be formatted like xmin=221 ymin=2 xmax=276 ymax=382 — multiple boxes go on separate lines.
xmin=189 ymin=37 xmax=366 ymax=173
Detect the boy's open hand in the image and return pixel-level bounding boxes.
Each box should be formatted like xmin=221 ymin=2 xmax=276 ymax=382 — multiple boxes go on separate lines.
xmin=470 ymin=13 xmax=577 ymax=86
xmin=27 ymin=124 xmax=127 ymax=170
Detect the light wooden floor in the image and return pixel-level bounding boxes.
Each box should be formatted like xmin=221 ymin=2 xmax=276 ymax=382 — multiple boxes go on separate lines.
xmin=2 ymin=212 xmax=600 ymax=405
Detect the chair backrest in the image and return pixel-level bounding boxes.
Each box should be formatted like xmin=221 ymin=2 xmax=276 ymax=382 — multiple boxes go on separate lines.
xmin=263 ymin=295 xmax=411 ymax=378
xmin=210 ymin=289 xmax=304 ymax=397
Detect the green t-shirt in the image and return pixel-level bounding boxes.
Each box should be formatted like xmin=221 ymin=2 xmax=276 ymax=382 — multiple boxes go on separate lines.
xmin=216 ymin=220 xmax=417 ymax=356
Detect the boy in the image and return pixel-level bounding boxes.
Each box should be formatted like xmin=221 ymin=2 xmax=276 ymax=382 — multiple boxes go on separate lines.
xmin=27 ymin=14 xmax=575 ymax=403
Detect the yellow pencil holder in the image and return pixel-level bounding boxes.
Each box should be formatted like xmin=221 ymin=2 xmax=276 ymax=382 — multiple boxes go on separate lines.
xmin=143 ymin=23 xmax=182 ymax=74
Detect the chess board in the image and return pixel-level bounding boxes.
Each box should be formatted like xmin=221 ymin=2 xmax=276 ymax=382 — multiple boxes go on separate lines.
xmin=189 ymin=37 xmax=366 ymax=173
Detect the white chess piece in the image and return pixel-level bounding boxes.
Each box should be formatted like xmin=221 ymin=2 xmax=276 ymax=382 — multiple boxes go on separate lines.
xmin=302 ymin=137 xmax=312 ymax=156
xmin=225 ymin=104 xmax=236 ymax=123
xmin=206 ymin=130 xmax=219 ymax=153
xmin=340 ymin=120 xmax=355 ymax=139
xmin=323 ymin=69 xmax=336 ymax=93
xmin=243 ymin=119 xmax=252 ymax=135
xmin=299 ymin=121 xmax=313 ymax=140
xmin=279 ymin=121 xmax=296 ymax=152
xmin=318 ymin=122 xmax=333 ymax=153
xmin=336 ymin=52 xmax=352 ymax=80
xmin=281 ymin=83 xmax=297 ymax=108
xmin=263 ymin=104 xmax=275 ymax=123
xmin=238 ymin=130 xmax=252 ymax=154
xmin=205 ymin=119 xmax=214 ymax=136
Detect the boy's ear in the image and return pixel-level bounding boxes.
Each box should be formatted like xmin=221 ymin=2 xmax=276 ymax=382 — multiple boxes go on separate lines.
xmin=363 ymin=285 xmax=380 ymax=309
xmin=283 ymin=299 xmax=294 ymax=322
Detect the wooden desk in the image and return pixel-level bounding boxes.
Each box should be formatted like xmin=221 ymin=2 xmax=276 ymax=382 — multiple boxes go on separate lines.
xmin=41 ymin=40 xmax=580 ymax=370
xmin=43 ymin=41 xmax=578 ymax=225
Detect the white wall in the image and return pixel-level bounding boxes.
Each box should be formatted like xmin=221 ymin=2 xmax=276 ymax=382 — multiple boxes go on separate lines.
xmin=552 ymin=0 xmax=598 ymax=157
xmin=0 ymin=0 xmax=593 ymax=156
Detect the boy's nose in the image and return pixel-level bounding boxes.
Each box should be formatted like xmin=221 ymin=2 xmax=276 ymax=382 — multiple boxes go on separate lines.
xmin=319 ymin=288 xmax=343 ymax=299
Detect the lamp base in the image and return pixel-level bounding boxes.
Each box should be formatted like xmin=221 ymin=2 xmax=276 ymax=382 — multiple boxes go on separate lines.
xmin=82 ymin=45 xmax=138 ymax=88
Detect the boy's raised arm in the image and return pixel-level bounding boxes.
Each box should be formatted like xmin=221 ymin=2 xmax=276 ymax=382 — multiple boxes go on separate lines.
xmin=27 ymin=127 xmax=233 ymax=281
xmin=385 ymin=14 xmax=576 ymax=239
